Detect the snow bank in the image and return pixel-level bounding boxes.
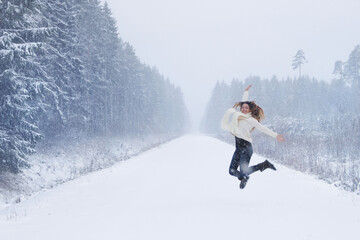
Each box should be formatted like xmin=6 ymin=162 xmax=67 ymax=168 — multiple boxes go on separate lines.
xmin=0 ymin=134 xmax=178 ymax=208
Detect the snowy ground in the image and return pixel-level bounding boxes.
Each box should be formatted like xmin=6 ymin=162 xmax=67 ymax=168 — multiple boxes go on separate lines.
xmin=0 ymin=135 xmax=359 ymax=240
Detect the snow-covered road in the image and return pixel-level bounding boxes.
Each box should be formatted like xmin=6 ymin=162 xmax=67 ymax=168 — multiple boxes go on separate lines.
xmin=1 ymin=135 xmax=359 ymax=240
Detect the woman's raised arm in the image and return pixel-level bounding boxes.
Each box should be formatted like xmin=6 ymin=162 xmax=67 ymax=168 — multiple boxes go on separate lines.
xmin=242 ymin=84 xmax=252 ymax=101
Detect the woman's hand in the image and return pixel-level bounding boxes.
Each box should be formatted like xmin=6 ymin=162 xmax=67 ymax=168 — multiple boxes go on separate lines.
xmin=245 ymin=85 xmax=252 ymax=91
xmin=276 ymin=134 xmax=285 ymax=142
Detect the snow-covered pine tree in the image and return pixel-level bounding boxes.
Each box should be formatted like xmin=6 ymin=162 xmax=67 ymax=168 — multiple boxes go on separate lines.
xmin=99 ymin=2 xmax=130 ymax=136
xmin=169 ymin=85 xmax=189 ymax=133
xmin=0 ymin=32 xmax=40 ymax=173
xmin=333 ymin=45 xmax=360 ymax=112
xmin=343 ymin=45 xmax=360 ymax=88
xmin=292 ymin=49 xmax=307 ymax=79
xmin=118 ymin=43 xmax=143 ymax=135
xmin=70 ymin=0 xmax=104 ymax=135
xmin=0 ymin=0 xmax=60 ymax=173
xmin=38 ymin=0 xmax=89 ymax=138
xmin=333 ymin=60 xmax=344 ymax=80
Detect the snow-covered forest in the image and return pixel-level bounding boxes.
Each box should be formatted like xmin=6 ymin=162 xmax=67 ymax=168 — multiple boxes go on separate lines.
xmin=0 ymin=0 xmax=189 ymax=202
xmin=201 ymin=45 xmax=360 ymax=193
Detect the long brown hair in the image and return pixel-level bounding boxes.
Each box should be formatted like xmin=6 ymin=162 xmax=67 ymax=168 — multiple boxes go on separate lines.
xmin=240 ymin=101 xmax=265 ymax=122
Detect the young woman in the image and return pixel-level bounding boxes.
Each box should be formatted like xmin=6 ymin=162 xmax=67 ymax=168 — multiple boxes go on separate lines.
xmin=221 ymin=85 xmax=285 ymax=189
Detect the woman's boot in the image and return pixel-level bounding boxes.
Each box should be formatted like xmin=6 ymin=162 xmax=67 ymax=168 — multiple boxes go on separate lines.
xmin=260 ymin=160 xmax=277 ymax=171
xmin=239 ymin=175 xmax=250 ymax=189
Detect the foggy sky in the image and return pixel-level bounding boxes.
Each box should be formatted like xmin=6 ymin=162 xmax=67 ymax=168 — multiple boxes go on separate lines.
xmin=103 ymin=0 xmax=360 ymax=130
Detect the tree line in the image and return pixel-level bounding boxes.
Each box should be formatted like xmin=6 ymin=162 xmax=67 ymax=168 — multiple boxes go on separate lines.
xmin=202 ymin=45 xmax=360 ymax=192
xmin=0 ymin=0 xmax=189 ymax=174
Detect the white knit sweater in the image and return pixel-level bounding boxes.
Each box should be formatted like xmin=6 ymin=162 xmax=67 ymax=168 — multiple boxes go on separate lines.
xmin=220 ymin=90 xmax=278 ymax=143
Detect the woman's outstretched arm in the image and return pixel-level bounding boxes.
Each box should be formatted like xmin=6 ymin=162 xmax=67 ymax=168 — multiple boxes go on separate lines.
xmin=249 ymin=118 xmax=285 ymax=142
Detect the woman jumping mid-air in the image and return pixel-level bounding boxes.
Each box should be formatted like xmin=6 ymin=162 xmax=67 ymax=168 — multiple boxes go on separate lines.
xmin=221 ymin=85 xmax=285 ymax=189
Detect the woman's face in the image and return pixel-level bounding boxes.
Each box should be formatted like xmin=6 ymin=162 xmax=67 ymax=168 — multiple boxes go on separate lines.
xmin=241 ymin=103 xmax=250 ymax=114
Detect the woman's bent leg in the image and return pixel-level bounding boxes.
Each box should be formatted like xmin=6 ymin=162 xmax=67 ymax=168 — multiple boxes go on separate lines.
xmin=239 ymin=143 xmax=262 ymax=176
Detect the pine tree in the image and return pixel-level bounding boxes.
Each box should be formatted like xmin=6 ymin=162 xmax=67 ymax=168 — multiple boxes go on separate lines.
xmin=37 ymin=0 xmax=86 ymax=137
xmin=0 ymin=0 xmax=58 ymax=173
xmin=343 ymin=45 xmax=360 ymax=88
xmin=333 ymin=60 xmax=344 ymax=79
xmin=292 ymin=49 xmax=307 ymax=78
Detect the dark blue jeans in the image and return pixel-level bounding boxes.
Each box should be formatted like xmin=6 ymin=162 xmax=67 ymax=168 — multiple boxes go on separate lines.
xmin=229 ymin=137 xmax=261 ymax=179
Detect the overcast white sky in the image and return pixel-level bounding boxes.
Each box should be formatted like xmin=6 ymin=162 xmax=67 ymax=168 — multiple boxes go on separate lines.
xmin=103 ymin=0 xmax=360 ymax=130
